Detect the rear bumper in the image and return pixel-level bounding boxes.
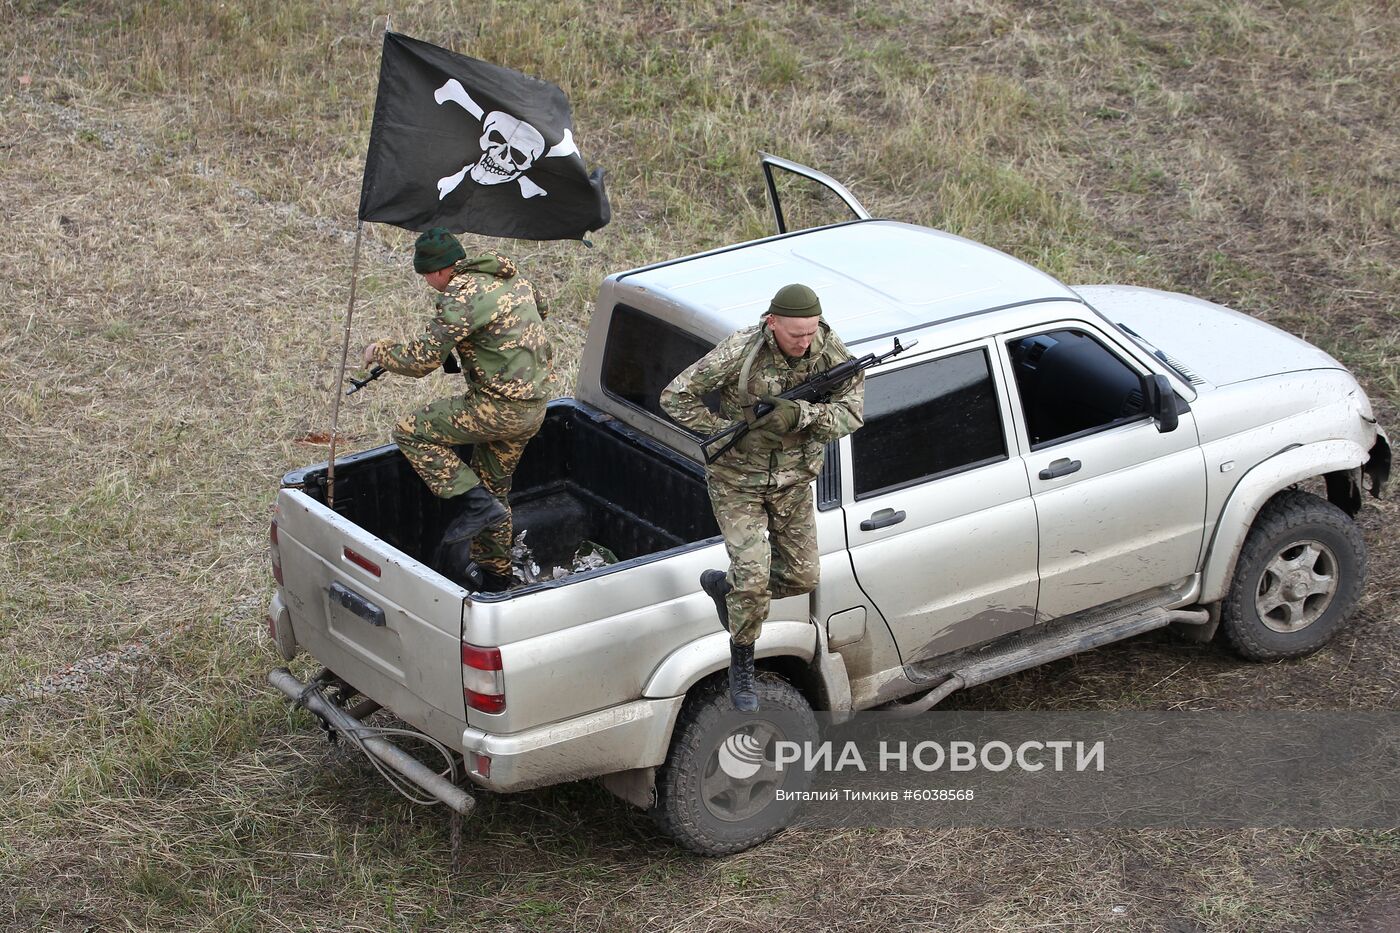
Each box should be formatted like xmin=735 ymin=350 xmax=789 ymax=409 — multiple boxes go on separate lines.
xmin=461 ymin=695 xmax=685 ymax=793
xmin=269 ymin=667 xmax=477 ymax=817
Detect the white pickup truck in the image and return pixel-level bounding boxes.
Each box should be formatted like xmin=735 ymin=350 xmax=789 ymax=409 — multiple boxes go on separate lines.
xmin=267 ymin=157 xmax=1390 ymax=855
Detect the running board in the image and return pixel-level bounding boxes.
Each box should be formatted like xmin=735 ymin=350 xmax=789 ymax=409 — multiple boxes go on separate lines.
xmin=940 ymin=606 xmax=1172 ymax=689
xmin=885 ymin=603 xmax=1210 ymax=715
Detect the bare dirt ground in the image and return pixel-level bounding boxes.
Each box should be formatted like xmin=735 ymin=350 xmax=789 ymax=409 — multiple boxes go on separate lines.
xmin=2 ymin=1 xmax=1397 ymax=930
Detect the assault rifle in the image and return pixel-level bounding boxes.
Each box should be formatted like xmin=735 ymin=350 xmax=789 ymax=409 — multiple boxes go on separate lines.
xmin=700 ymin=337 xmax=916 ymax=464
xmin=346 ymin=366 xmax=385 ymax=395
xmin=345 ymin=350 xmax=462 ymax=395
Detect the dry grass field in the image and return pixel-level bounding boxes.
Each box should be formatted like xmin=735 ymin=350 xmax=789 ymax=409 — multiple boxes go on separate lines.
xmin=2 ymin=0 xmax=1398 ymax=930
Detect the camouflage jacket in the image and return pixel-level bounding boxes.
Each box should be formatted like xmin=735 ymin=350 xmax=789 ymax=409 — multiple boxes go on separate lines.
xmin=660 ymin=320 xmax=865 ymax=489
xmin=372 ymin=252 xmax=553 ymax=402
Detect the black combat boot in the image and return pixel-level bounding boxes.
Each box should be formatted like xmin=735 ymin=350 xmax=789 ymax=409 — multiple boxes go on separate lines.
xmin=729 ymin=641 xmax=758 ymax=712
xmin=442 ymin=485 xmax=507 ymax=546
xmin=433 ymin=550 xmax=481 ymax=589
xmin=477 ymin=568 xmax=514 ymax=593
xmin=700 ymin=569 xmax=732 ymax=632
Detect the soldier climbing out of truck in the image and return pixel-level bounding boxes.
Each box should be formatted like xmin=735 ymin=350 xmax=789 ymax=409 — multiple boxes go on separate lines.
xmin=361 ymin=227 xmax=554 ymax=592
xmin=661 ymin=283 xmax=865 ymax=711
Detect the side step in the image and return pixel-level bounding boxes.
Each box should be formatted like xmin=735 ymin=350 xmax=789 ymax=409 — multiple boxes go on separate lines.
xmin=886 ymin=602 xmax=1210 ymax=715
xmin=269 ymin=668 xmax=477 ymax=817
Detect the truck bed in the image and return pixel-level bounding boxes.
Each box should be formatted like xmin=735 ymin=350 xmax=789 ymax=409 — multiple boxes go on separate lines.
xmin=284 ymin=399 xmax=720 ymax=586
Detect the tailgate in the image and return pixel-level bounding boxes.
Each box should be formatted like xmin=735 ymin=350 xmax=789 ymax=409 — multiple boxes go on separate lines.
xmin=274 ymin=487 xmax=467 ymax=727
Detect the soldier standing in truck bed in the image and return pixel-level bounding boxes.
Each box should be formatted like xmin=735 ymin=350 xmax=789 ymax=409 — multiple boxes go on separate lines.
xmin=363 ymin=228 xmax=553 ymax=592
xmin=660 ymin=284 xmax=864 ymax=711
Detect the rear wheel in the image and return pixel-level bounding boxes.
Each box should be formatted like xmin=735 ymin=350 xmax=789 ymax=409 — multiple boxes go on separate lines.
xmin=1222 ymin=489 xmax=1366 ymax=661
xmin=652 ymin=672 xmax=818 ymax=856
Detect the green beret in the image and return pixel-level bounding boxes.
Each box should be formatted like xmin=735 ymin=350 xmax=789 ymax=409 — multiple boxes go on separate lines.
xmin=414 ymin=227 xmax=466 ymax=274
xmin=767 ymin=283 xmax=822 ymax=318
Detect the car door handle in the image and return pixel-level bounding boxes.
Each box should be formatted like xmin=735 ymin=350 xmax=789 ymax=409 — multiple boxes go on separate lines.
xmin=1038 ymin=458 xmax=1082 ymax=480
xmin=860 ymin=508 xmax=907 ymax=531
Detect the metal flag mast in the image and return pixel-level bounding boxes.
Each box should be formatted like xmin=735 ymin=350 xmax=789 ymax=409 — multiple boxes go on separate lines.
xmin=325 ymin=221 xmax=364 ymax=509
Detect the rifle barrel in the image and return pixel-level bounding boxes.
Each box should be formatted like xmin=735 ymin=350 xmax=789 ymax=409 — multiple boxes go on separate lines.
xmin=346 ymin=366 xmax=386 ymax=395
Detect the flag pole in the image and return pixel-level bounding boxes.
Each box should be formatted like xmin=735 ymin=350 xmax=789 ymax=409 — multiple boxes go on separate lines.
xmin=326 ymin=221 xmax=365 ymax=509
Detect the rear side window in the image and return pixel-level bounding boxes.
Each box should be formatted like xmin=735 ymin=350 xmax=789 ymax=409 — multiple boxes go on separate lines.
xmin=1005 ymin=329 xmax=1146 ymax=448
xmin=852 ymin=348 xmax=1008 ymax=499
xmin=601 ymin=304 xmax=713 ymax=422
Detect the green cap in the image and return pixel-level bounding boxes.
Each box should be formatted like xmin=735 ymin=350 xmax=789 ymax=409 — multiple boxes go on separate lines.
xmin=414 ymin=227 xmax=466 ymax=274
xmin=767 ymin=283 xmax=822 ymax=318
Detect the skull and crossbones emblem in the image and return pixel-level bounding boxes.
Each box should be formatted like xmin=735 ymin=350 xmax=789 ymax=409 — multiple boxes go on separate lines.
xmin=433 ymin=79 xmax=578 ymax=200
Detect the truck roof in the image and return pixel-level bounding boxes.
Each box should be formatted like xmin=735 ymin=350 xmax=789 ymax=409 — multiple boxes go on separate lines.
xmin=613 ymin=219 xmax=1083 ymax=346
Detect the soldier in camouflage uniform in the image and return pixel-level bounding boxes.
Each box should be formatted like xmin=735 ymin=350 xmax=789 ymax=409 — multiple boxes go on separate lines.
xmin=363 ymin=228 xmax=552 ymax=592
xmin=660 ymin=284 xmax=864 ymax=711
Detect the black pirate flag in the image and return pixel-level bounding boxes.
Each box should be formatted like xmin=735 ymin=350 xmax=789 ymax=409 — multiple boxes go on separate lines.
xmin=358 ymin=32 xmax=610 ymax=240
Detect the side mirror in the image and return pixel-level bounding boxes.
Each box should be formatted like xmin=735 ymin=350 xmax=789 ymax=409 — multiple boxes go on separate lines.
xmin=1140 ymin=373 xmax=1180 ymax=433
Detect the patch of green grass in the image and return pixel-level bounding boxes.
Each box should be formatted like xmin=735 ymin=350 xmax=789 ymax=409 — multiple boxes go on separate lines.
xmin=1193 ymin=891 xmax=1300 ymax=928
xmin=100 ymin=320 xmax=136 ymax=341
xmin=512 ymin=897 xmax=565 ymax=923
xmin=1203 ymin=249 xmax=1265 ymax=293
xmin=721 ymin=866 xmax=756 ymax=888
xmin=130 ymin=858 xmax=198 ymax=910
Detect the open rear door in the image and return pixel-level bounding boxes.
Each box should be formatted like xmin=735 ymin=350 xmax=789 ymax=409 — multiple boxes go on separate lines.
xmin=760 ymin=152 xmax=872 ymax=235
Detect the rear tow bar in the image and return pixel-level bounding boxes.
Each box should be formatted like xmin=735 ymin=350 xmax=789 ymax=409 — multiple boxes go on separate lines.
xmin=269 ymin=667 xmax=477 ymax=818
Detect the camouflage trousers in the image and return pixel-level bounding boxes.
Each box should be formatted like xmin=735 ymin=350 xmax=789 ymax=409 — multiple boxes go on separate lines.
xmin=708 ymin=476 xmax=819 ymax=646
xmin=393 ymin=390 xmax=546 ymax=575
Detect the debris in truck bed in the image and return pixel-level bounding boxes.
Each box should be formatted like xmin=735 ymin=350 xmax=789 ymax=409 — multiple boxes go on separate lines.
xmin=510 ymin=530 xmax=544 ymax=584
xmin=569 ymin=540 xmax=618 ymax=573
xmin=510 ymin=531 xmax=618 ymax=586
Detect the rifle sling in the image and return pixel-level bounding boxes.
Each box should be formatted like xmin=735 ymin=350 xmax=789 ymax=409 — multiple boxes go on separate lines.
xmin=736 ymin=330 xmax=766 ymax=411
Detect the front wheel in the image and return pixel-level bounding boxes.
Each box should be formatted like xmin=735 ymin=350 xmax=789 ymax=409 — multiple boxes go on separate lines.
xmin=651 ymin=672 xmax=818 ymax=856
xmin=1222 ymin=489 xmax=1366 ymax=661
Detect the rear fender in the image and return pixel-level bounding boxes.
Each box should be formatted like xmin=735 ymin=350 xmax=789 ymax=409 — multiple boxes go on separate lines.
xmin=643 ymin=621 xmax=816 ymax=698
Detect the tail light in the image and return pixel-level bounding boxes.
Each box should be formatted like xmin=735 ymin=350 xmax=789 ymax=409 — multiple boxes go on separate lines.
xmin=269 ymin=512 xmax=284 ymax=586
xmin=462 ymin=643 xmax=505 ymax=714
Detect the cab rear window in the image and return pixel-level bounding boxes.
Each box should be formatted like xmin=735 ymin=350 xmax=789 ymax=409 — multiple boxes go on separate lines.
xmin=601 ymin=304 xmax=714 ymax=424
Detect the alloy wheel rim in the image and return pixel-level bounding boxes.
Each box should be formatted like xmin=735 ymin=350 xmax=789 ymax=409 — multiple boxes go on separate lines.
xmin=701 ymin=720 xmax=786 ymax=822
xmin=1255 ymin=538 xmax=1339 ymax=634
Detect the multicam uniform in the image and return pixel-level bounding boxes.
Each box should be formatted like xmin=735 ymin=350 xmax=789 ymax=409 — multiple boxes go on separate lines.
xmin=660 ymin=321 xmax=864 ymax=645
xmin=370 ymin=251 xmax=552 ymax=576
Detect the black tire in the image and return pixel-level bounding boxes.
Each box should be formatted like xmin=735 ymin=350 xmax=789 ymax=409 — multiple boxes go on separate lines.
xmin=1222 ymin=489 xmax=1366 ymax=661
xmin=651 ymin=672 xmax=819 ymax=856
